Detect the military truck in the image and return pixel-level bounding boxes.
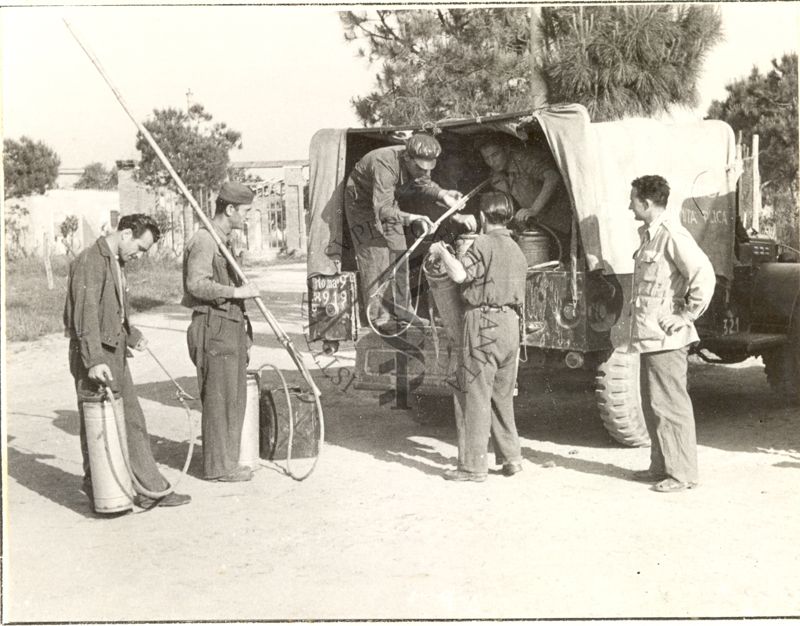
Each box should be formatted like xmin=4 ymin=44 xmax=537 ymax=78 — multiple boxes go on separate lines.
xmin=305 ymin=104 xmax=800 ymax=446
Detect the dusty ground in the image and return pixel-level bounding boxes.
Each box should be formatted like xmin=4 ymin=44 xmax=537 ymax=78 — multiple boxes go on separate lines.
xmin=3 ymin=262 xmax=799 ymax=621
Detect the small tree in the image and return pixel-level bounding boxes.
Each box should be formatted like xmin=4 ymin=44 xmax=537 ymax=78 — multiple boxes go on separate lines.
xmin=59 ymin=215 xmax=80 ymax=257
xmin=4 ymin=202 xmax=30 ymax=259
xmin=3 ymin=136 xmax=61 ymax=199
xmin=135 ymin=103 xmax=242 ymax=242
xmin=74 ymin=162 xmax=118 ymax=190
xmin=708 ymin=53 xmax=799 ymax=249
xmin=135 ymin=103 xmax=242 ymax=192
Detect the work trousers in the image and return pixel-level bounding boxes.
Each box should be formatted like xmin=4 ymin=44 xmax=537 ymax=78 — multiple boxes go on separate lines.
xmin=187 ymin=310 xmax=248 ymax=479
xmin=349 ymin=219 xmax=411 ymax=326
xmin=640 ymin=345 xmax=698 ymax=484
xmin=454 ymin=309 xmax=522 ymax=474
xmin=69 ymin=339 xmax=169 ymax=493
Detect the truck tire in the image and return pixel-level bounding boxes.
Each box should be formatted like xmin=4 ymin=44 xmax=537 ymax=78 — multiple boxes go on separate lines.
xmin=594 ymin=350 xmax=650 ymax=447
xmin=762 ymin=299 xmax=800 ymax=405
xmin=409 ymin=394 xmax=455 ymax=426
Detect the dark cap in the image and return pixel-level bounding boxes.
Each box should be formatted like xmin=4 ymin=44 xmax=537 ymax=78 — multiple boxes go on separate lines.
xmin=406 ymin=134 xmax=441 ymax=170
xmin=217 ymin=181 xmax=255 ymax=206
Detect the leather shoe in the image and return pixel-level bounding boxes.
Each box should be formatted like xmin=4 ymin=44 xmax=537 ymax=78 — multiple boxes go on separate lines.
xmin=631 ymin=469 xmax=668 ymax=483
xmin=213 ymin=466 xmax=253 ymax=482
xmin=443 ymin=469 xmax=487 ymax=482
xmin=135 ymin=492 xmax=191 ymax=508
xmin=653 ymin=478 xmax=697 ymax=493
xmin=502 ymin=462 xmax=523 ymax=477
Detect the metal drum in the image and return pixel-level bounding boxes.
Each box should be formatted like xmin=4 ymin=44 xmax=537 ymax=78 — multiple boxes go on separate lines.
xmin=422 ymin=249 xmax=464 ymax=345
xmin=518 ymin=229 xmax=552 ymax=268
xmin=81 ymin=389 xmax=134 ymax=514
xmin=260 ymin=386 xmax=319 ymax=461
xmin=239 ymin=372 xmax=261 ymax=470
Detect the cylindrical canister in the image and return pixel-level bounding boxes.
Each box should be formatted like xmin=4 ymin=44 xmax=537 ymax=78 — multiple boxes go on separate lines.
xmin=239 ymin=372 xmax=261 ymax=469
xmin=423 ymin=250 xmax=464 ymax=345
xmin=518 ymin=229 xmax=552 ymax=268
xmin=260 ymin=387 xmax=319 ymax=461
xmin=81 ymin=391 xmax=134 ymax=514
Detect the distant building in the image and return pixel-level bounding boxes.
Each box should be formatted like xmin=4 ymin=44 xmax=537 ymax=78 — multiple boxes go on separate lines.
xmin=6 ymin=189 xmax=117 ymax=257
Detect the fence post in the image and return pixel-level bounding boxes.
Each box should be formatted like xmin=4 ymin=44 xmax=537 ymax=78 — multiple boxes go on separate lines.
xmin=43 ymin=233 xmax=54 ymax=290
xmin=751 ymin=134 xmax=761 ymax=233
xmin=283 ymin=166 xmax=306 ymax=253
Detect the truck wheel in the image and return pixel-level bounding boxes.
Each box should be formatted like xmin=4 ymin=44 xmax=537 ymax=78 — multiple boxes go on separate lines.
xmin=762 ymin=300 xmax=800 ymax=405
xmin=409 ymin=394 xmax=454 ymax=426
xmin=594 ymin=350 xmax=650 ymax=447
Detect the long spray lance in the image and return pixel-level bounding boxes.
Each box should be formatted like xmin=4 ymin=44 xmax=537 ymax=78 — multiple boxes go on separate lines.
xmin=63 ymin=19 xmax=322 ymax=402
xmin=65 ymin=19 xmax=324 ymax=480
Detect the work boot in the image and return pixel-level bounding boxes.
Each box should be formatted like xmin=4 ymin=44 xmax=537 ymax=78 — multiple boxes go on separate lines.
xmin=443 ymin=468 xmax=487 ymax=482
xmin=135 ymin=492 xmax=192 ymax=508
xmin=502 ymin=462 xmax=523 ymax=477
xmin=631 ymin=469 xmax=668 ymax=483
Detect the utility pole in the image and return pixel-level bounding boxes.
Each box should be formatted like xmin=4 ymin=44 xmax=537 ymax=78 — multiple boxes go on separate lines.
xmin=186 ymin=88 xmax=194 ymax=111
xmin=529 ymin=6 xmax=549 ymax=109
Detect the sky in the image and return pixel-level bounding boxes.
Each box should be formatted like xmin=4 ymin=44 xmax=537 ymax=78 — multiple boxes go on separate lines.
xmin=1 ymin=3 xmax=799 ymax=170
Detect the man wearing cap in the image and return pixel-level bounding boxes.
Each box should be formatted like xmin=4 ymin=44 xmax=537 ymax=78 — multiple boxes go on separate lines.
xmin=345 ymin=134 xmax=464 ymax=329
xmin=183 ymin=181 xmax=260 ymax=482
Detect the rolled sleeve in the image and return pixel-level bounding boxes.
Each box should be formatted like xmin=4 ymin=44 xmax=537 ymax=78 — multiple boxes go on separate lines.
xmin=462 ymin=246 xmax=486 ymax=286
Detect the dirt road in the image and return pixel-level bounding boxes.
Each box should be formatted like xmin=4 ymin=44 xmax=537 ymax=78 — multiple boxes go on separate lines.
xmin=3 ymin=262 xmax=799 ymax=620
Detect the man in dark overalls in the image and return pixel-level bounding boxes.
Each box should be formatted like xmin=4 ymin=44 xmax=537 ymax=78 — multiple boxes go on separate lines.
xmin=429 ymin=192 xmax=528 ymax=481
xmin=344 ymin=133 xmax=464 ymax=330
xmin=65 ymin=214 xmax=191 ymax=509
xmin=183 ymin=182 xmax=260 ymax=482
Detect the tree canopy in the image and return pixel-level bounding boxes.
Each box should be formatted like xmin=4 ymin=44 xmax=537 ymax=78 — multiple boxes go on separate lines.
xmin=539 ymin=5 xmax=722 ymax=120
xmin=135 ymin=103 xmax=242 ymax=195
xmin=74 ymin=162 xmax=118 ymax=190
xmin=3 ymin=136 xmax=61 ymax=199
xmin=708 ymin=53 xmax=798 ymax=192
xmin=708 ymin=53 xmax=799 ymax=248
xmin=341 ymin=6 xmax=722 ymax=125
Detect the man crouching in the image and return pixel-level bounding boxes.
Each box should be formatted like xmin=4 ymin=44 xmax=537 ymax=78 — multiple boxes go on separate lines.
xmin=429 ymin=192 xmax=528 ymax=482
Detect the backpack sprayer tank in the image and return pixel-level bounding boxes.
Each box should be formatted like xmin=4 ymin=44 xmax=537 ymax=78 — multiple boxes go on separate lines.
xmin=423 ymin=247 xmax=465 ymax=346
xmin=80 ymin=388 xmax=135 ymax=514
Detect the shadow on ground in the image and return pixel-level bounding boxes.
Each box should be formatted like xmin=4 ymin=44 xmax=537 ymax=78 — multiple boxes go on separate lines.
xmin=5 ymin=445 xmax=96 ymax=519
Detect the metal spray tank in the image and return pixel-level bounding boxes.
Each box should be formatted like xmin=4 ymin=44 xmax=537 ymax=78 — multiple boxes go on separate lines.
xmin=80 ymin=386 xmax=135 ymax=514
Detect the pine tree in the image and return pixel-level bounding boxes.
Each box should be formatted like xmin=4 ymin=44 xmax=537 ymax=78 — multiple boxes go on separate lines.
xmin=539 ymin=5 xmax=722 ymax=120
xmin=341 ymin=6 xmax=722 ymax=125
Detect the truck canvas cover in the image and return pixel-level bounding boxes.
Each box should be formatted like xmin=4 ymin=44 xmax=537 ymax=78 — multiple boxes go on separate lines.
xmin=308 ymin=104 xmax=738 ymax=280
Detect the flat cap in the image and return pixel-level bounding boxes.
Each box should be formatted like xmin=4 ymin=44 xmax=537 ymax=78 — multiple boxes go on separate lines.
xmin=218 ymin=181 xmax=255 ymax=206
xmin=406 ymin=133 xmax=441 ymax=171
